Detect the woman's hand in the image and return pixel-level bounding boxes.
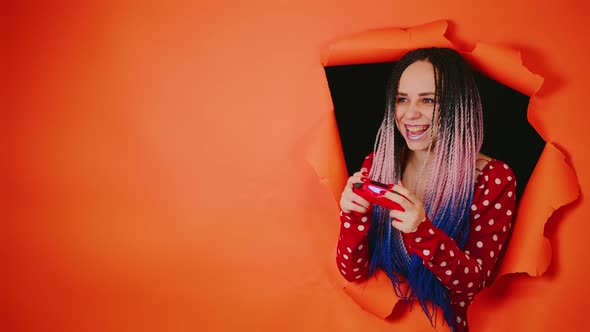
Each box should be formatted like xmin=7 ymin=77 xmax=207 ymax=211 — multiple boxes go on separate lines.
xmin=383 ymin=182 xmax=426 ymax=233
xmin=339 ymin=168 xmax=372 ymax=214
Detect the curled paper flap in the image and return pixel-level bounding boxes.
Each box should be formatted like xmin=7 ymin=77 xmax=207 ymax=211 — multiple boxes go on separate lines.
xmin=301 ymin=19 xmax=580 ymax=321
xmin=465 ymin=43 xmax=544 ymax=97
xmin=497 ymin=143 xmax=579 ymax=277
xmin=342 ymin=270 xmax=399 ymax=319
xmin=327 ymin=263 xmax=450 ymax=330
xmin=294 ymin=111 xmax=349 ymax=202
xmin=321 ymin=20 xmax=455 ymax=67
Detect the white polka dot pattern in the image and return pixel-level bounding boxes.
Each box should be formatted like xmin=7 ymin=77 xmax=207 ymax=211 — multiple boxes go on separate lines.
xmin=335 ymin=155 xmax=516 ymax=332
xmin=335 ymin=158 xmax=374 ymax=283
xmin=398 ymin=158 xmax=516 ymax=326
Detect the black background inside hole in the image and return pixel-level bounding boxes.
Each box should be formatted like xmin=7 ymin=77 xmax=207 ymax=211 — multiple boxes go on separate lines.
xmin=324 ymin=62 xmax=544 ymax=203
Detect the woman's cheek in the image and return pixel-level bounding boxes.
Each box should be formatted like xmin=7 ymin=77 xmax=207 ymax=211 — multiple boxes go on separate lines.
xmin=394 ymin=106 xmax=405 ymax=123
xmin=394 ymin=116 xmax=404 ymax=134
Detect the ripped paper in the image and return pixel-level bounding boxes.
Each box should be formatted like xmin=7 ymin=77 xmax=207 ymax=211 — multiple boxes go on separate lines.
xmin=303 ymin=19 xmax=580 ymax=321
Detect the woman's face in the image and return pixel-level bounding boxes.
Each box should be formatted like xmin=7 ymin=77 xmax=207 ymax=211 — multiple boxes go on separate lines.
xmin=394 ymin=60 xmax=439 ymax=152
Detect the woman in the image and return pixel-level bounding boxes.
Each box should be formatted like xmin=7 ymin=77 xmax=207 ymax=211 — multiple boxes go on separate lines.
xmin=336 ymin=48 xmax=516 ymax=332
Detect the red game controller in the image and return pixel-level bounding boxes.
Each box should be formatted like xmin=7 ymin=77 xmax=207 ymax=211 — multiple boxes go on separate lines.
xmin=352 ymin=180 xmax=405 ymax=212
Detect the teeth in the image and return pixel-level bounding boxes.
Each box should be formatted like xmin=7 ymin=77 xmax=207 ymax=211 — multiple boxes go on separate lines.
xmin=405 ymin=125 xmax=429 ymax=141
xmin=407 ymin=125 xmax=429 ymax=133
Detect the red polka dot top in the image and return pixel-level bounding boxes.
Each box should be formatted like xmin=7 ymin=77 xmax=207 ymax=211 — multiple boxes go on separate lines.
xmin=336 ymin=154 xmax=516 ymax=332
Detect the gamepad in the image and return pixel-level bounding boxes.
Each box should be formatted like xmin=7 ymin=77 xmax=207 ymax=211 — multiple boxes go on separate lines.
xmin=352 ymin=180 xmax=405 ymax=211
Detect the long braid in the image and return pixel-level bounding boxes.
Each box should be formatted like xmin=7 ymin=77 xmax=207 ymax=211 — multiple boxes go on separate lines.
xmin=368 ymin=48 xmax=483 ymax=331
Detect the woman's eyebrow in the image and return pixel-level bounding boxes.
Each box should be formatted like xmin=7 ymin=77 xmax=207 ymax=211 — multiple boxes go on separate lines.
xmin=397 ymin=92 xmax=436 ymax=96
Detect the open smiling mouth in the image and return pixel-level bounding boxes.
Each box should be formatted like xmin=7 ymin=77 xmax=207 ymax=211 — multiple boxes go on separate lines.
xmin=405 ymin=125 xmax=430 ymax=140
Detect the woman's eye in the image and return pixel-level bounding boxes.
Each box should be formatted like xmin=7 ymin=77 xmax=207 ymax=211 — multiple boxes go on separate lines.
xmin=423 ymin=98 xmax=436 ymax=103
xmin=396 ymin=97 xmax=407 ymax=103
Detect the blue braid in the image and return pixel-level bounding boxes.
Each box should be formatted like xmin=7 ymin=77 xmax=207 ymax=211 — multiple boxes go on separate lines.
xmin=368 ymin=189 xmax=474 ymax=332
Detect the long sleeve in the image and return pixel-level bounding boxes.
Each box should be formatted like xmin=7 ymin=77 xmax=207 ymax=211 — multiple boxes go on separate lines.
xmin=335 ymin=156 xmax=516 ymax=331
xmin=402 ymin=160 xmax=516 ymax=299
xmin=335 ymin=154 xmax=374 ymax=282
xmin=336 ymin=210 xmax=372 ymax=282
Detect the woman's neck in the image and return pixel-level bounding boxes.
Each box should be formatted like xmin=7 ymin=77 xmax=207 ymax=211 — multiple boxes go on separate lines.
xmin=405 ymin=150 xmax=429 ymax=172
xmin=402 ymin=150 xmax=431 ymax=199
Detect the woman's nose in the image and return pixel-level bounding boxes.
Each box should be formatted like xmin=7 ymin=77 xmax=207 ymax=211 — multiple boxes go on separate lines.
xmin=405 ymin=102 xmax=421 ymax=118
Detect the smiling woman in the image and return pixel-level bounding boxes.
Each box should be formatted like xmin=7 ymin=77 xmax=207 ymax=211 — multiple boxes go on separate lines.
xmin=394 ymin=61 xmax=439 ymax=152
xmin=336 ymin=48 xmax=516 ymax=332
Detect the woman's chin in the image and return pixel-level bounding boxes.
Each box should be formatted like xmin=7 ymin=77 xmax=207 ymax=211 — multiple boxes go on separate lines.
xmin=403 ymin=137 xmax=430 ymax=152
xmin=406 ymin=145 xmax=429 ymax=152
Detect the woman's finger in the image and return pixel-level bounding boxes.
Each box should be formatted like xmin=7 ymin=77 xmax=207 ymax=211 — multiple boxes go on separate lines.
xmin=348 ymin=172 xmax=366 ymax=186
xmin=346 ymin=174 xmax=357 ymax=186
xmin=342 ymin=201 xmax=369 ymax=214
xmin=344 ymin=172 xmax=363 ymax=190
xmin=388 ymin=182 xmax=417 ymax=205
xmin=344 ymin=191 xmax=371 ymax=209
xmin=390 ymin=215 xmax=412 ymax=233
xmin=389 ymin=211 xmax=417 ymax=233
xmin=353 ymin=171 xmax=368 ymax=180
xmin=382 ymin=191 xmax=414 ymax=211
xmin=389 ymin=209 xmax=406 ymax=223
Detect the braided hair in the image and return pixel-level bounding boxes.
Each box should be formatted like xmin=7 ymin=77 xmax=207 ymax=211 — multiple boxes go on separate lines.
xmin=368 ymin=48 xmax=484 ymax=331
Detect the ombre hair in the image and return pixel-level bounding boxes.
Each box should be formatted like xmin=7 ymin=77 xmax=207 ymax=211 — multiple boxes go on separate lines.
xmin=367 ymin=48 xmax=483 ymax=331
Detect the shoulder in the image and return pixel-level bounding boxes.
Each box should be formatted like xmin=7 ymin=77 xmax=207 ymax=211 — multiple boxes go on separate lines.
xmin=474 ymin=154 xmax=516 ymax=197
xmin=476 ymin=153 xmax=515 ymax=178
xmin=475 ymin=153 xmax=493 ymax=175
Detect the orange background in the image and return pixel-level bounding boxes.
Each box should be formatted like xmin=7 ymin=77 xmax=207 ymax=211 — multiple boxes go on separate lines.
xmin=3 ymin=1 xmax=589 ymax=332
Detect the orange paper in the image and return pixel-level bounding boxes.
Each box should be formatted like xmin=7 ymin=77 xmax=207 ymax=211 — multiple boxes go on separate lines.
xmin=305 ymin=20 xmax=580 ymax=323
xmin=5 ymin=3 xmax=588 ymax=332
